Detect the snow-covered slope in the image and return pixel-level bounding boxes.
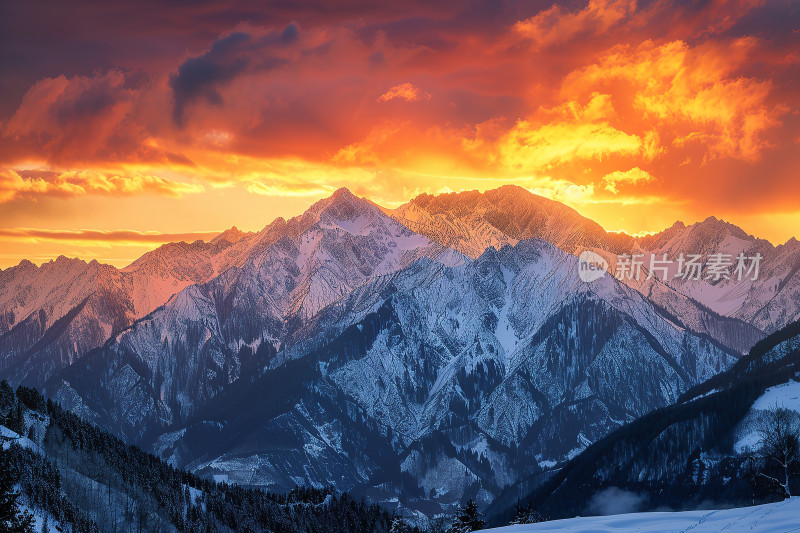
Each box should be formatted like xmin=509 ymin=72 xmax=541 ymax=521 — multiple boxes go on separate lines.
xmin=120 ymin=227 xmax=256 ymax=314
xmin=0 ymin=188 xmax=460 ymax=388
xmin=488 ymin=498 xmax=800 ymax=532
xmin=391 ymin=187 xmax=800 ymax=336
xmin=299 ymin=240 xmax=738 ymax=447
xmin=2 ymin=187 xmax=778 ymax=390
xmin=0 ymin=257 xmax=133 ymax=384
xmin=3 ymin=185 xmax=796 ymax=522
xmin=734 ymin=379 xmax=800 ymax=454
xmin=636 ymin=218 xmax=800 ymax=333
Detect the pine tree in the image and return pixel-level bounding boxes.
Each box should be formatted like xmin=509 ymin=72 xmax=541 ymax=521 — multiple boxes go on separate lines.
xmin=0 ymin=380 xmax=14 ymax=417
xmin=448 ymin=499 xmax=485 ymax=532
xmin=389 ymin=515 xmax=411 ymax=533
xmin=509 ymin=501 xmax=544 ymax=525
xmin=7 ymin=404 xmax=26 ymax=436
xmin=0 ymin=438 xmax=34 ymax=532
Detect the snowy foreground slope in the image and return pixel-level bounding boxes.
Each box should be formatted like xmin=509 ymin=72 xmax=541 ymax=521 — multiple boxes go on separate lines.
xmin=488 ymin=498 xmax=800 ymax=532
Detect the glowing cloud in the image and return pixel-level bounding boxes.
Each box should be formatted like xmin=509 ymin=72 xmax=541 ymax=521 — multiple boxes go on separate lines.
xmin=0 ymin=169 xmax=203 ymax=203
xmin=515 ymin=0 xmax=637 ymax=48
xmin=246 ymin=182 xmax=332 ymax=197
xmin=497 ymin=94 xmax=643 ymax=171
xmin=602 ymin=167 xmax=655 ymax=194
xmin=378 ymin=83 xmax=431 ymax=103
xmin=0 ymin=228 xmax=220 ymax=245
xmin=562 ymin=38 xmax=784 ymax=161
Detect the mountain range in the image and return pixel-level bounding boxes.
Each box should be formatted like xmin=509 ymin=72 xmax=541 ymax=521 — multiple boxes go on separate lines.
xmin=486 ymin=316 xmax=800 ymax=526
xmin=2 ymin=185 xmax=799 ymax=520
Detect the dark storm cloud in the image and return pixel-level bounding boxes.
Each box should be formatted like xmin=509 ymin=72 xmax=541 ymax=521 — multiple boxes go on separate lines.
xmin=0 ymin=0 xmax=550 ymax=121
xmin=170 ymin=32 xmax=253 ymax=126
xmin=169 ymin=29 xmax=293 ymax=126
xmin=280 ymin=23 xmax=300 ymax=44
xmin=723 ymin=1 xmax=800 ymax=45
xmin=352 ymin=0 xmax=543 ymax=49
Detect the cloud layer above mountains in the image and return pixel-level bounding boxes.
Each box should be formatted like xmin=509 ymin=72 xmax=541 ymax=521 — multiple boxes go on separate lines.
xmin=1 ymin=0 xmax=798 ymax=266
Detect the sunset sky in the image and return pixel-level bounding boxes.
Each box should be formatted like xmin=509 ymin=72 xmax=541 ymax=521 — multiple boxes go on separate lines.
xmin=1 ymin=0 xmax=798 ymax=268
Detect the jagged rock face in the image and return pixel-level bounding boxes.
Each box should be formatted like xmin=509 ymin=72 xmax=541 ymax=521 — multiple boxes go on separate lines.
xmin=391 ymin=187 xmax=800 ymax=335
xmin=388 ymin=185 xmax=634 ymax=258
xmin=0 ymin=235 xmax=273 ymax=386
xmin=487 ymin=320 xmax=800 ymax=523
xmin=0 ymin=189 xmax=453 ymax=388
xmin=0 ymin=258 xmax=132 ymax=384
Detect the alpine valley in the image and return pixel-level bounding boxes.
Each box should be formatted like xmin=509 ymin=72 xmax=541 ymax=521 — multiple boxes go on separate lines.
xmin=2 ymin=186 xmax=800 ymax=524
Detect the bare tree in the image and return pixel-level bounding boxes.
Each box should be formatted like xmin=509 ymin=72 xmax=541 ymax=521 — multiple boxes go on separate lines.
xmin=757 ymin=406 xmax=800 ymax=498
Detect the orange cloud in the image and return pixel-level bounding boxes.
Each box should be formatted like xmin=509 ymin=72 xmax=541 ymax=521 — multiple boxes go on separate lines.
xmin=497 ymin=94 xmax=642 ymax=171
xmin=378 ymin=83 xmax=431 ymax=103
xmin=0 ymin=0 xmax=797 ymax=265
xmin=0 ymin=227 xmax=220 ymax=244
xmin=562 ymin=38 xmax=784 ymax=161
xmin=602 ymin=167 xmax=655 ymax=194
xmin=4 ymin=72 xmax=138 ymax=162
xmin=515 ymin=0 xmax=636 ymax=48
xmin=0 ymin=169 xmax=203 ymax=203
xmin=246 ymin=181 xmax=332 ymax=197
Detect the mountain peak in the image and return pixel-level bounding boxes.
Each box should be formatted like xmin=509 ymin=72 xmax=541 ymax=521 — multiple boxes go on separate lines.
xmin=271 ymin=186 xmax=391 ymax=240
xmin=330 ymin=187 xmax=357 ymax=200
xmin=211 ymin=226 xmax=250 ymax=244
xmin=692 ymin=215 xmax=752 ymax=241
xmin=390 ymin=184 xmax=634 ymax=257
xmin=492 ymin=183 xmax=532 ymax=196
xmin=306 ymin=187 xmax=373 ymax=220
xmin=47 ymin=255 xmax=88 ymax=269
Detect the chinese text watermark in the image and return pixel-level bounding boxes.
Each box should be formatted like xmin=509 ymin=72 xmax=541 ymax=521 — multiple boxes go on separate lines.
xmin=578 ymin=251 xmax=763 ymax=283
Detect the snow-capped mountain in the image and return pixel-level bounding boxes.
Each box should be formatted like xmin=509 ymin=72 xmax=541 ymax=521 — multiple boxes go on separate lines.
xmin=46 ymin=222 xmax=740 ymax=518
xmin=0 ymin=188 xmax=458 ymax=389
xmin=1 ymin=186 xmax=780 ymax=391
xmin=47 ymin=189 xmax=459 ymax=434
xmin=635 ymin=217 xmax=800 ymax=333
xmin=2 ymin=185 xmax=797 ymax=521
xmin=388 ymin=187 xmax=799 ymax=346
xmin=0 ymin=228 xmax=261 ymax=386
xmin=0 ymin=257 xmax=132 ymax=385
xmin=388 ymin=185 xmax=633 ymax=258
xmin=119 ymin=226 xmax=257 ymax=313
